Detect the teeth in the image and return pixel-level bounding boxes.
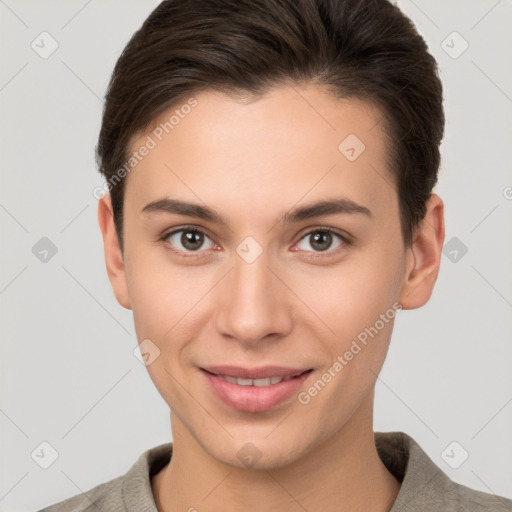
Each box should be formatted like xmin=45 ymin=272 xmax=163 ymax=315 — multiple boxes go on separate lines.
xmin=215 ymin=374 xmax=301 ymax=386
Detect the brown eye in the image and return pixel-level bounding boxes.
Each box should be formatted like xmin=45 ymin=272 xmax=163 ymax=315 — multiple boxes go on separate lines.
xmin=166 ymin=228 xmax=214 ymax=253
xmin=296 ymin=229 xmax=346 ymax=253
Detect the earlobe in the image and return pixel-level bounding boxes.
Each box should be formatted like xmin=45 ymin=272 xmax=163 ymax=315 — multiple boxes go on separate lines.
xmin=97 ymin=195 xmax=132 ymax=310
xmin=398 ymin=193 xmax=445 ymax=310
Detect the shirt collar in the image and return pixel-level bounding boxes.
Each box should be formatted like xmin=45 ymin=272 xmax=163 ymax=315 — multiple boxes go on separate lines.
xmin=120 ymin=431 xmax=460 ymax=512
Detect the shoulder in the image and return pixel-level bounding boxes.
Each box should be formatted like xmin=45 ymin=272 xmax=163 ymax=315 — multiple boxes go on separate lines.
xmin=37 ymin=443 xmax=173 ymax=512
xmin=38 ymin=475 xmax=124 ymax=512
xmin=443 ymin=479 xmax=512 ymax=511
xmin=376 ymin=431 xmax=512 ymax=512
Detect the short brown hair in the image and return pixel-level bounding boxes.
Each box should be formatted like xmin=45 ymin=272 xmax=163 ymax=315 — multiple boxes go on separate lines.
xmin=97 ymin=0 xmax=444 ymax=252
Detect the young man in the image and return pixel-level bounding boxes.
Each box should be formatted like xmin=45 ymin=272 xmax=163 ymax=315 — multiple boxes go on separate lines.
xmin=41 ymin=0 xmax=511 ymax=510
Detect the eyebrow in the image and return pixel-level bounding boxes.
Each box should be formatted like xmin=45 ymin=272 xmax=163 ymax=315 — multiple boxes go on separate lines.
xmin=141 ymin=197 xmax=373 ymax=225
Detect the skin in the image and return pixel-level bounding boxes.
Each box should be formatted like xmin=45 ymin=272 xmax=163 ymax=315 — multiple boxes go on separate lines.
xmin=98 ymin=83 xmax=445 ymax=512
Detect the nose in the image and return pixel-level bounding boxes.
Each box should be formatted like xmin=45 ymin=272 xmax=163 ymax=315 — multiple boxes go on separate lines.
xmin=214 ymin=247 xmax=293 ymax=345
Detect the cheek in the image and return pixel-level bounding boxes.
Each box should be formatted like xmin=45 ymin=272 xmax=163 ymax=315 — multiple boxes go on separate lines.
xmin=125 ymin=258 xmax=202 ymax=409
xmin=293 ymin=251 xmax=402 ymax=340
xmin=124 ymin=243 xmax=203 ymax=337
xmin=292 ymin=257 xmax=403 ymax=432
xmin=125 ymin=252 xmax=217 ymax=396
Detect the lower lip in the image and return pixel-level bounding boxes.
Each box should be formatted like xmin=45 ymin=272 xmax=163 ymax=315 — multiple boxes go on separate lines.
xmin=201 ymin=369 xmax=313 ymax=413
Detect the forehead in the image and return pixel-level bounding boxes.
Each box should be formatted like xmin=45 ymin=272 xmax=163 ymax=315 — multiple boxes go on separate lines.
xmin=125 ymin=84 xmax=396 ymax=223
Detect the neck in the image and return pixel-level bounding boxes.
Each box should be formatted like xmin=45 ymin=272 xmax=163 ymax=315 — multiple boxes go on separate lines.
xmin=152 ymin=393 xmax=401 ymax=512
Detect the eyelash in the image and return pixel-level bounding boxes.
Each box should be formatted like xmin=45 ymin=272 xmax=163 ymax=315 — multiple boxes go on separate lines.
xmin=159 ymin=225 xmax=353 ymax=259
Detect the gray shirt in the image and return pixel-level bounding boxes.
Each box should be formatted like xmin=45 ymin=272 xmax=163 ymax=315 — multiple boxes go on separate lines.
xmin=38 ymin=431 xmax=512 ymax=511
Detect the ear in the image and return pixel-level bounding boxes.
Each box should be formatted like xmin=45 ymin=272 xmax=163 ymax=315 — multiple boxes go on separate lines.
xmin=398 ymin=193 xmax=445 ymax=310
xmin=97 ymin=194 xmax=132 ymax=310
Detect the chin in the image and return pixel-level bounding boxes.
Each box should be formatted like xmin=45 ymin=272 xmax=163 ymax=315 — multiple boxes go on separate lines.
xmin=200 ymin=429 xmax=312 ymax=471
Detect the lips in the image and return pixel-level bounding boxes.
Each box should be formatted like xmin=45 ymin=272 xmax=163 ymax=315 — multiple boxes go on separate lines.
xmin=200 ymin=366 xmax=314 ymax=412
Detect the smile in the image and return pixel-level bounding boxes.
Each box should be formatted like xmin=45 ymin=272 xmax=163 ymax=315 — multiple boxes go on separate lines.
xmin=209 ymin=372 xmax=306 ymax=387
xmin=200 ymin=367 xmax=314 ymax=412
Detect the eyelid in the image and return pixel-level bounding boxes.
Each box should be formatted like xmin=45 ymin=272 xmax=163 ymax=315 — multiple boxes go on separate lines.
xmin=293 ymin=226 xmax=353 ymax=256
xmin=160 ymin=225 xmax=217 ymax=257
xmin=159 ymin=225 xmax=353 ymax=257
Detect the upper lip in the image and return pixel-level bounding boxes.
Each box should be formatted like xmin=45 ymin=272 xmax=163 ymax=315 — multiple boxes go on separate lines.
xmin=201 ymin=365 xmax=312 ymax=379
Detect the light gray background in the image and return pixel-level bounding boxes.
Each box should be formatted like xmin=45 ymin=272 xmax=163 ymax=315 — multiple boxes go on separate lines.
xmin=1 ymin=1 xmax=511 ymax=510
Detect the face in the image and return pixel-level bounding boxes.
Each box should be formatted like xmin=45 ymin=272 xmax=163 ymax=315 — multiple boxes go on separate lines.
xmin=100 ymin=84 xmax=439 ymax=470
